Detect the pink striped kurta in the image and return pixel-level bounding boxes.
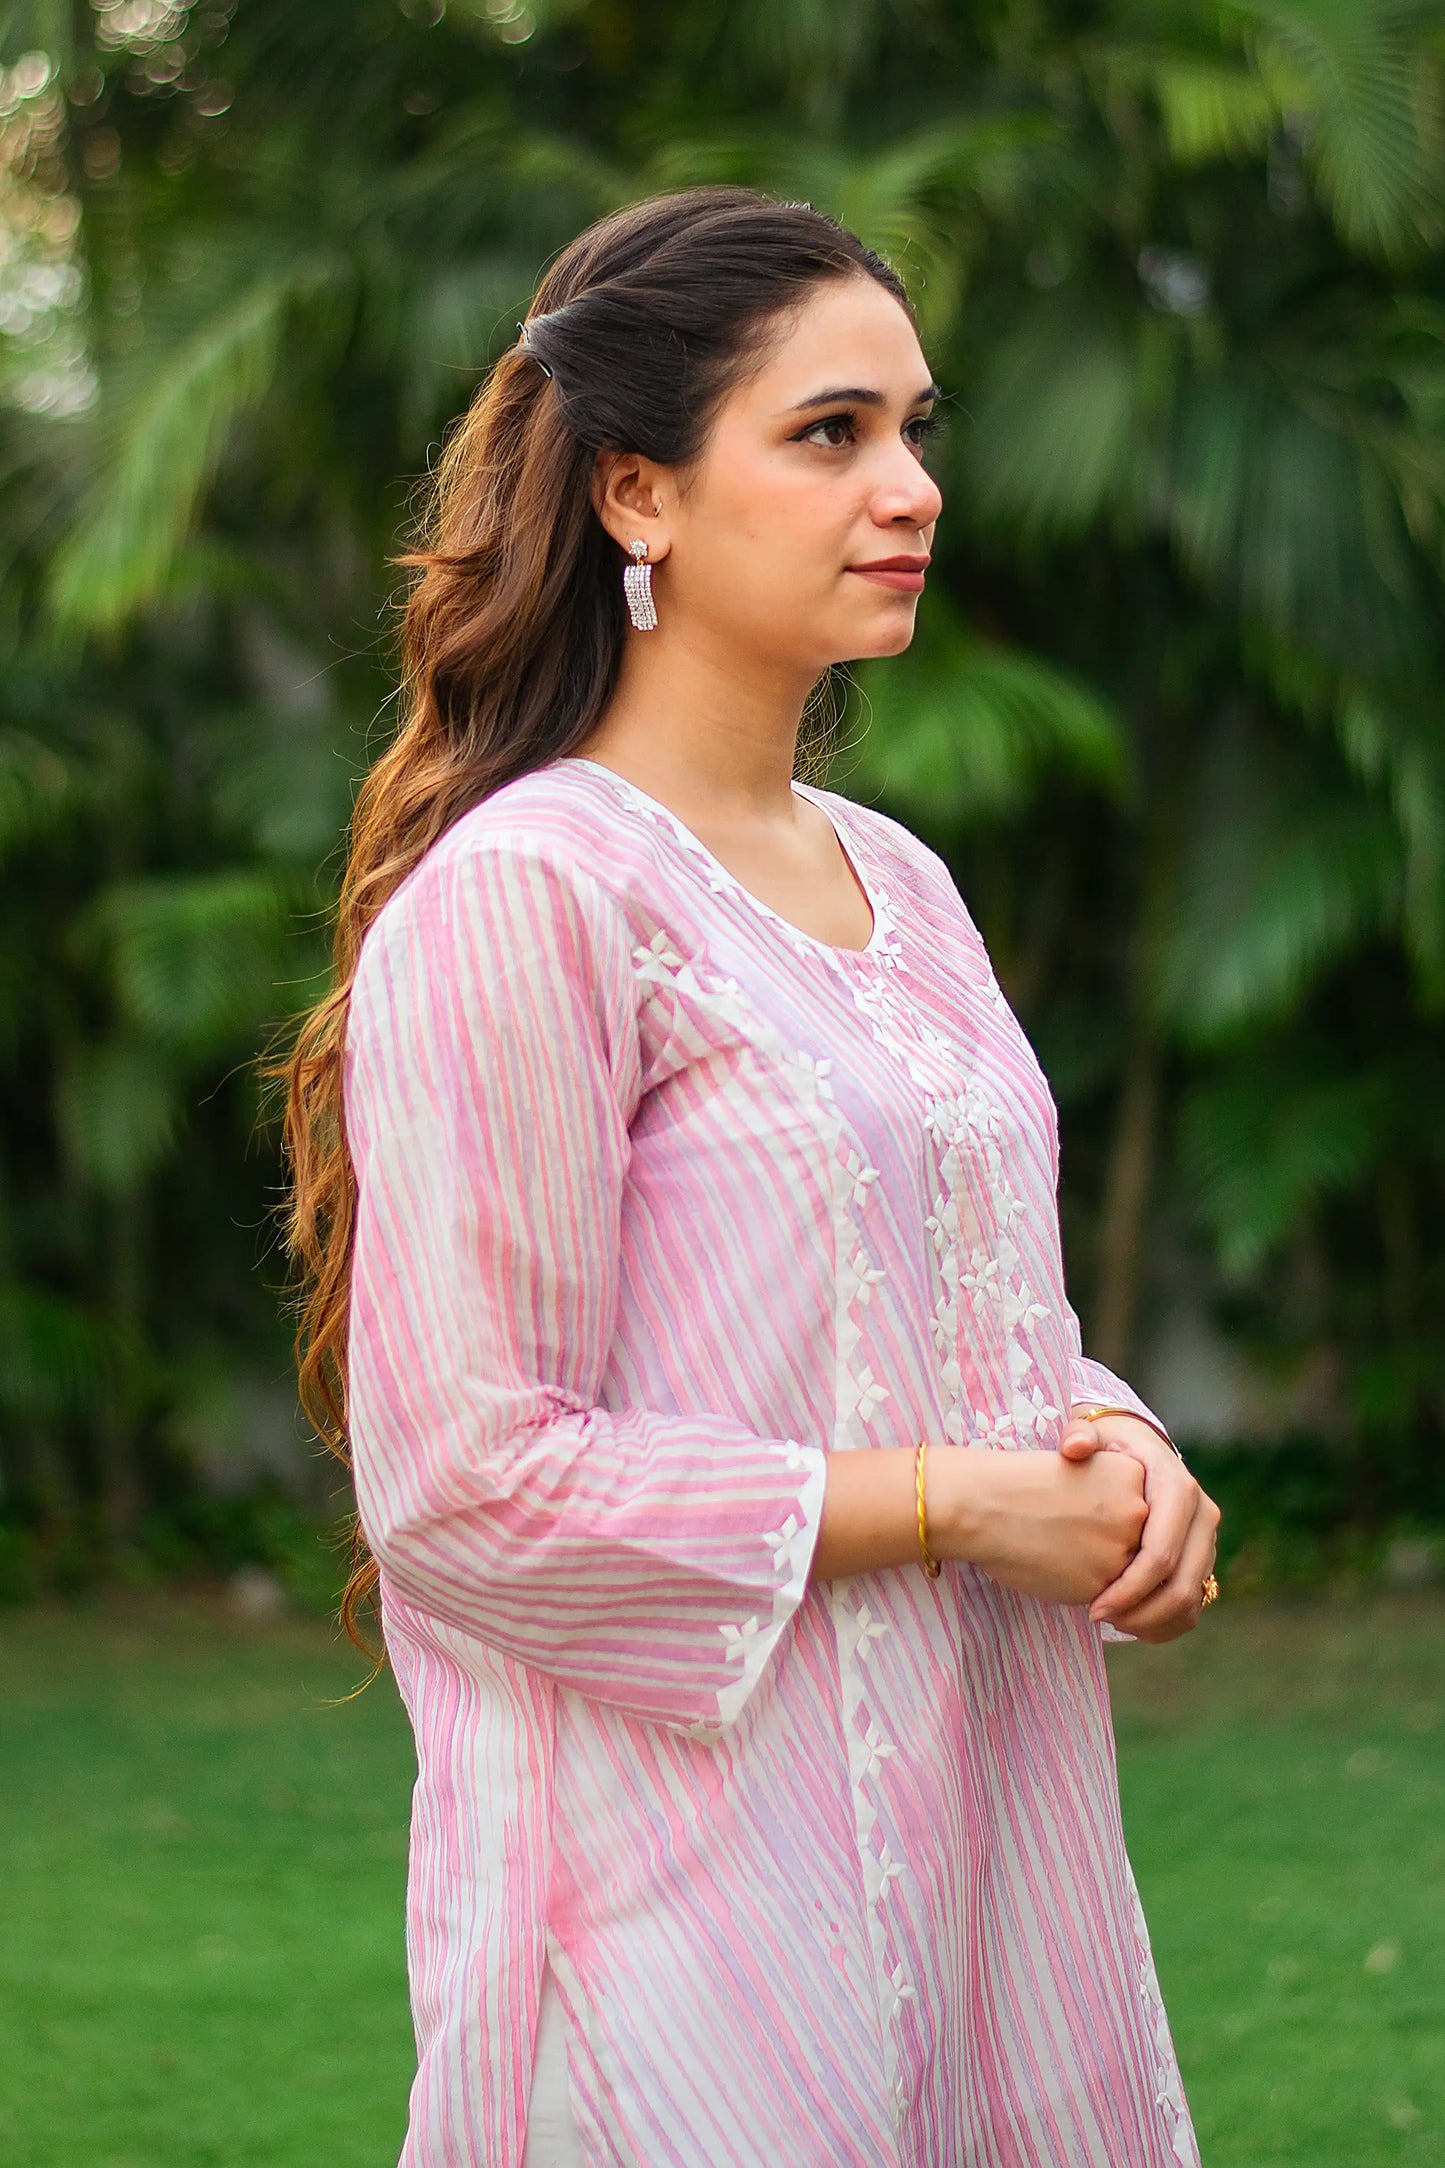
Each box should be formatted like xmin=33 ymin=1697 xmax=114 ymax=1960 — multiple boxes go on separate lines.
xmin=343 ymin=753 xmax=1200 ymax=2168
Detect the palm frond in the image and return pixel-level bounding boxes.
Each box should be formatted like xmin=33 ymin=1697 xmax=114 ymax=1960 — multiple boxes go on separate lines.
xmin=206 ymin=707 xmax=363 ymax=867
xmin=1165 ymin=367 xmax=1426 ymax=673
xmin=0 ymin=728 xmax=76 ymax=862
xmin=56 ymin=1038 xmax=180 ymax=1197
xmin=1156 ymin=716 xmax=1400 ymax=1041
xmin=1179 ymin=1051 xmax=1390 ymax=1275
xmin=1335 ymin=686 xmax=1445 ymax=992
xmin=962 ymin=297 xmax=1142 ymax=544
xmin=84 ymin=869 xmax=315 ymax=1055
xmin=47 ymin=249 xmax=340 ymax=634
xmin=397 ymin=253 xmax=542 ymax=439
xmin=0 ymin=1282 xmax=119 ymax=1423
xmin=1243 ymin=0 xmax=1445 ymax=261
xmin=1149 ymin=56 xmax=1280 ymax=164
xmin=849 ymin=596 xmax=1127 ymax=829
xmin=827 ymin=117 xmax=1055 ymax=337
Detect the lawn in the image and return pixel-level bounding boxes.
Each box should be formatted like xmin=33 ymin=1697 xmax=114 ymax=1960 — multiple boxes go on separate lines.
xmin=0 ymin=1593 xmax=1441 ymax=2167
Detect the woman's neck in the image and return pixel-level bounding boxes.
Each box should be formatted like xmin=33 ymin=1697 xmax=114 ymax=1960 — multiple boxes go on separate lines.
xmin=576 ymin=623 xmax=818 ymax=826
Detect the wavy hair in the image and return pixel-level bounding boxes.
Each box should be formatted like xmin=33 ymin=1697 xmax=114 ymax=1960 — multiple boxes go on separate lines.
xmin=279 ymin=186 xmax=911 ymax=1652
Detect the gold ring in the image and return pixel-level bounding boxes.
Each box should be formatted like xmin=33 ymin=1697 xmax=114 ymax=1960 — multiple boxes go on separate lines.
xmin=1201 ymin=1573 xmax=1219 ymax=1607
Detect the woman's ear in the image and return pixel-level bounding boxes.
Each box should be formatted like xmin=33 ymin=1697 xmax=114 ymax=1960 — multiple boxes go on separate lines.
xmin=591 ymin=449 xmax=672 ymax=561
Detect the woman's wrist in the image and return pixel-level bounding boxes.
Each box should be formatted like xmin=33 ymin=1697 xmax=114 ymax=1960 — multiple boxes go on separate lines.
xmin=924 ymin=1445 xmax=992 ymax=1564
xmin=1070 ymin=1401 xmax=1180 ymax=1458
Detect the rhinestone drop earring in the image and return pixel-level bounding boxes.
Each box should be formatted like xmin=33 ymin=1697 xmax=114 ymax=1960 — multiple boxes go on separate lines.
xmin=623 ymin=538 xmax=658 ymax=631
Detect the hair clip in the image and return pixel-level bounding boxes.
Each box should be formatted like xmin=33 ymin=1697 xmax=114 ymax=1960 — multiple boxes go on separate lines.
xmin=515 ymin=319 xmax=553 ymax=379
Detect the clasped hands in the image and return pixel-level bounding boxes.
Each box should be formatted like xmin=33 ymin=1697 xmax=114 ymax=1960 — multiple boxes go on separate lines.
xmin=952 ymin=1412 xmax=1221 ymax=1642
xmin=1063 ymin=1410 xmax=1220 ymax=1640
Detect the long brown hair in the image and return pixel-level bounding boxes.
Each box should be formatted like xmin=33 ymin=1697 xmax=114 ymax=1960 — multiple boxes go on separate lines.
xmin=280 ymin=186 xmax=911 ymax=1652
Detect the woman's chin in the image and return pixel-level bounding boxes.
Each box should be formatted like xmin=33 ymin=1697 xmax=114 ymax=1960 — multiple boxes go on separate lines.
xmin=842 ymin=608 xmax=921 ymax=662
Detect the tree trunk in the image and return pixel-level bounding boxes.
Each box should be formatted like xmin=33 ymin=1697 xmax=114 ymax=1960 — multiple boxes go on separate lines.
xmin=1090 ymin=1033 xmax=1160 ymax=1374
xmin=95 ymin=1189 xmax=146 ymax=1562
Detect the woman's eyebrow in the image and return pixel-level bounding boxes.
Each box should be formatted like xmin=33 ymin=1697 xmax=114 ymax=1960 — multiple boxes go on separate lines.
xmin=784 ymin=381 xmax=942 ymax=413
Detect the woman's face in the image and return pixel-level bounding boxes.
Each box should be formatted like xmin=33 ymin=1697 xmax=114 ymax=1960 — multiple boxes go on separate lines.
xmin=615 ymin=275 xmax=944 ymax=675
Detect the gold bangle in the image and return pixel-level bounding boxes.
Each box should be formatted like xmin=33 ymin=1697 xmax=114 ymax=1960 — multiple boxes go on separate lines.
xmin=1072 ymin=1403 xmax=1182 ymax=1459
xmin=915 ymin=1440 xmax=942 ymax=1579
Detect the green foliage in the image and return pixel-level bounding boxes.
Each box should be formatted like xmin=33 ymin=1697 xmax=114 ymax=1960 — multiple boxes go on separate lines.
xmin=851 ymin=594 xmax=1128 ymax=826
xmin=0 ymin=1282 xmax=119 ymax=1423
xmin=1178 ymin=1055 xmax=1391 ymax=1275
xmin=1155 ymin=719 xmax=1401 ymax=1041
xmin=56 ymin=1037 xmax=179 ymax=1195
xmin=85 ymin=868 xmax=313 ymax=1051
xmin=48 ymin=250 xmax=335 ymax=633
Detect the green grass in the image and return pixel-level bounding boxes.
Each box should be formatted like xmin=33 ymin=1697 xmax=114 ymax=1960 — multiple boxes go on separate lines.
xmin=0 ymin=1595 xmax=1441 ymax=2166
xmin=0 ymin=1599 xmax=416 ymax=2168
xmin=1109 ymin=1597 xmax=1445 ymax=2167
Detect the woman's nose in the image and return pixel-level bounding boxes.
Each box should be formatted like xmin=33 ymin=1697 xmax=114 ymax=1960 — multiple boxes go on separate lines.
xmin=872 ymin=449 xmax=944 ymax=532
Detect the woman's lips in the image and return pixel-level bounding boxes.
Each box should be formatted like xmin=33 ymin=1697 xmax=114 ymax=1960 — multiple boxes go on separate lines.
xmin=848 ymin=562 xmax=928 ymax=593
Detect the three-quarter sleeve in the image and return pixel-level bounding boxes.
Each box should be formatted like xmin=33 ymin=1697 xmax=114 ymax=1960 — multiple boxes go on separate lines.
xmin=342 ymin=833 xmax=828 ymax=1737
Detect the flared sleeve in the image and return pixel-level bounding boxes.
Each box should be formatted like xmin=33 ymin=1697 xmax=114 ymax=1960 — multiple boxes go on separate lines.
xmin=342 ymin=831 xmax=828 ymax=1736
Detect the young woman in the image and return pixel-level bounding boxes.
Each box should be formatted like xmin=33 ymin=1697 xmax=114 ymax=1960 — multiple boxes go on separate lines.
xmin=285 ymin=187 xmax=1218 ymax=2168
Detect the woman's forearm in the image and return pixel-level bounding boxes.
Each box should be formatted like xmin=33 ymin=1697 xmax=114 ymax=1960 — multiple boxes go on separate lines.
xmin=808 ymin=1440 xmax=1148 ymax=1606
xmin=810 ymin=1446 xmax=939 ymax=1580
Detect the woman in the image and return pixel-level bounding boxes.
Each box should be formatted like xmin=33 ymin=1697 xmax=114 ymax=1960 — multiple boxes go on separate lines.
xmin=285 ymin=187 xmax=1218 ymax=2167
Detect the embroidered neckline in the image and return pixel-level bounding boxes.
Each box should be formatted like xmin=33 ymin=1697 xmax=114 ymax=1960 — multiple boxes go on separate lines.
xmin=555 ymin=755 xmax=899 ymax=965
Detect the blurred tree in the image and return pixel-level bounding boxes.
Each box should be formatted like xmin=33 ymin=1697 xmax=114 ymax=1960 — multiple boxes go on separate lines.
xmin=1 ymin=0 xmax=1443 ymax=1577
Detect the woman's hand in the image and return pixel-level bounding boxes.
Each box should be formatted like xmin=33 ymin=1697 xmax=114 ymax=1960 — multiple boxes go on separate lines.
xmin=937 ymin=1446 xmax=1149 ymax=1608
xmin=1060 ymin=1412 xmax=1221 ymax=1642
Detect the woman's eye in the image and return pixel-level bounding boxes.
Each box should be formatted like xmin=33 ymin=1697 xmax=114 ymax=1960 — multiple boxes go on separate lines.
xmin=798 ymin=410 xmax=949 ymax=454
xmin=802 ymin=415 xmax=855 ymax=449
xmin=906 ymin=412 xmax=948 ymax=452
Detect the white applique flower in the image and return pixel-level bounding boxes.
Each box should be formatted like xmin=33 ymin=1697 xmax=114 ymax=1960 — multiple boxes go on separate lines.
xmin=861 ymin=1723 xmax=896 ymax=1778
xmin=853 ymin=1370 xmax=890 ymax=1424
xmin=793 ymin=1051 xmax=835 ymax=1098
xmin=923 ymin=1209 xmax=950 ymax=1255
xmin=865 ymin=1843 xmax=905 ymax=1903
xmin=1020 ymin=1384 xmax=1063 ymax=1437
xmin=1010 ymin=1293 xmax=1051 ymax=1332
xmin=850 ymin=1164 xmax=880 ymax=1208
xmin=960 ymin=1252 xmax=1002 ymax=1299
xmin=719 ymin=1614 xmax=764 ymax=1665
xmin=633 ymin=930 xmax=685 ymax=978
xmin=764 ymin=1511 xmax=799 ymax=1558
xmin=764 ymin=1513 xmax=814 ymax=1584
xmin=972 ymin=1409 xmax=1019 ymax=1450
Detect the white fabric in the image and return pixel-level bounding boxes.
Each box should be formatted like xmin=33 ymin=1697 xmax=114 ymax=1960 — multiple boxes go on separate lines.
xmin=521 ymin=1962 xmax=584 ymax=2168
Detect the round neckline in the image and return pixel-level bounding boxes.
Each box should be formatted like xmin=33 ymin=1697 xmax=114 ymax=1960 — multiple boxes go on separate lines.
xmin=557 ymin=755 xmax=888 ymax=960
